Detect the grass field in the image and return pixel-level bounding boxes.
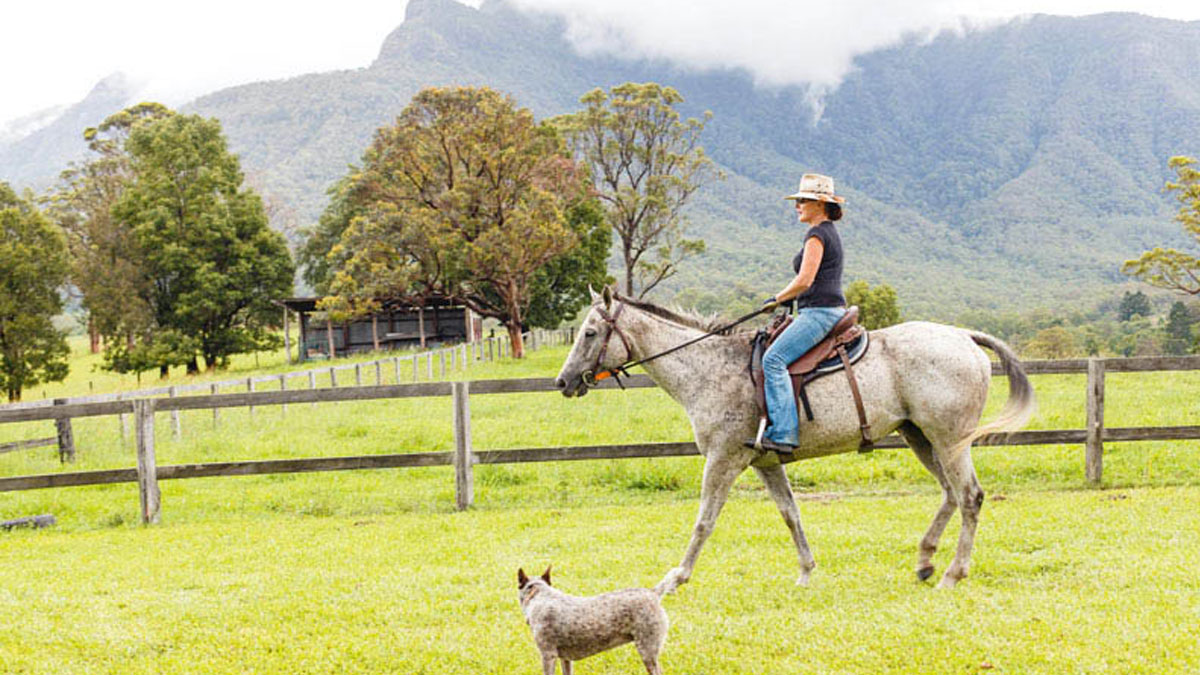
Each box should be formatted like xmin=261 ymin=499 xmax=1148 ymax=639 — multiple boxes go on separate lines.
xmin=1 ymin=339 xmax=1198 ymax=673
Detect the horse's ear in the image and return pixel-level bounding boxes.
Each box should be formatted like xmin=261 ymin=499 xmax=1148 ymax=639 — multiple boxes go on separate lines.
xmin=588 ymin=284 xmax=600 ymax=304
xmin=541 ymin=565 xmax=552 ymax=586
xmin=518 ymin=568 xmax=529 ymax=588
xmin=601 ymin=285 xmax=613 ymax=310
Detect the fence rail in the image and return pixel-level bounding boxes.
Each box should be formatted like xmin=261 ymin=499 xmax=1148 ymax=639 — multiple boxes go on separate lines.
xmin=0 ymin=328 xmax=573 ymax=413
xmin=1 ymin=355 xmax=1198 ymax=524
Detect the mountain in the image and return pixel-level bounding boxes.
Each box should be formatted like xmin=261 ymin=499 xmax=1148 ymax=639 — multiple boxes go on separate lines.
xmin=0 ymin=73 xmax=136 ymax=190
xmin=2 ymin=2 xmax=1198 ymax=319
xmin=0 ymin=104 xmax=67 ymax=146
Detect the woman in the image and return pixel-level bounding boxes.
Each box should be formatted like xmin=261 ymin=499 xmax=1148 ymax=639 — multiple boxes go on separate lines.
xmin=749 ymin=173 xmax=848 ymax=453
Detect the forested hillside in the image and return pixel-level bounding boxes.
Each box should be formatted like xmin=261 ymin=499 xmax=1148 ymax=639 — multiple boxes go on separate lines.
xmin=3 ymin=0 xmax=1198 ymax=319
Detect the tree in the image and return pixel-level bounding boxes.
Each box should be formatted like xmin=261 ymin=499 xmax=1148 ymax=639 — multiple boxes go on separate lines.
xmin=0 ymin=183 xmax=70 ymax=401
xmin=1164 ymin=301 xmax=1196 ymax=355
xmin=555 ymin=82 xmax=716 ymax=298
xmin=516 ymin=200 xmax=611 ymax=329
xmin=1117 ymin=290 xmax=1152 ymax=321
xmin=49 ymin=103 xmax=171 ymax=355
xmin=1123 ymin=156 xmax=1200 ymax=296
xmin=315 ymin=86 xmax=592 ymax=358
xmin=845 ymin=280 xmax=902 ymax=330
xmin=1024 ymin=326 xmax=1079 ymax=359
xmin=111 ymin=113 xmax=294 ymax=374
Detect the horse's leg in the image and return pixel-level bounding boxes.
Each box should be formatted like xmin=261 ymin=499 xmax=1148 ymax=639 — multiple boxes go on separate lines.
xmin=656 ymin=452 xmax=748 ymax=595
xmin=753 ymin=464 xmax=817 ymax=585
xmin=930 ymin=441 xmax=985 ymax=589
xmin=898 ymin=421 xmax=957 ymax=582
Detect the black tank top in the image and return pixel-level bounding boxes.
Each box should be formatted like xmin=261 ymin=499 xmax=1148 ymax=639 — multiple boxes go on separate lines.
xmin=791 ymin=220 xmax=845 ymax=309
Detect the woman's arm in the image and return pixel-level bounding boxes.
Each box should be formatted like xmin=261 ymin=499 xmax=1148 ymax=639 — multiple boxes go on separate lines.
xmin=774 ymin=237 xmax=824 ymax=303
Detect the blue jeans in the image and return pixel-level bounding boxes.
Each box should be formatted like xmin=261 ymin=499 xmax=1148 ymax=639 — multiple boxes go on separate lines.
xmin=763 ymin=306 xmax=846 ymax=446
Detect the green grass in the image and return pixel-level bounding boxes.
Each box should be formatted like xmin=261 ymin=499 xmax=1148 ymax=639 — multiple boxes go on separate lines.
xmin=1 ymin=340 xmax=1198 ymax=673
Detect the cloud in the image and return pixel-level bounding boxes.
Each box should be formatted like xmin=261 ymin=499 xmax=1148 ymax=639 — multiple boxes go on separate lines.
xmin=507 ymin=0 xmax=984 ymax=88
xmin=505 ymin=0 xmax=1200 ymax=89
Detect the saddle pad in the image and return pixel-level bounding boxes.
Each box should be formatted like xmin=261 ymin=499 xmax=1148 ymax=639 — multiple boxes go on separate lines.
xmin=807 ymin=329 xmax=869 ymax=377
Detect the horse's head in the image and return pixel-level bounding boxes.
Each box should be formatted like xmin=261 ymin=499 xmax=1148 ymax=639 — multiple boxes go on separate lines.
xmin=554 ymin=285 xmax=633 ymax=398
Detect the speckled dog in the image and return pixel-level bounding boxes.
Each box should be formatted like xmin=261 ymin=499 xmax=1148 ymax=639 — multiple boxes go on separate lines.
xmin=518 ymin=567 xmax=669 ymax=675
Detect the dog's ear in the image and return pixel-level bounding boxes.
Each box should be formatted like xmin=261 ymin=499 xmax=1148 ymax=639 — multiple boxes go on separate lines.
xmin=518 ymin=568 xmax=529 ymax=588
xmin=541 ymin=565 xmax=552 ymax=586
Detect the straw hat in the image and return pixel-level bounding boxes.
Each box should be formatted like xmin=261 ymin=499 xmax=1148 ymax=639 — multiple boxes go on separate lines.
xmin=783 ymin=173 xmax=846 ymax=204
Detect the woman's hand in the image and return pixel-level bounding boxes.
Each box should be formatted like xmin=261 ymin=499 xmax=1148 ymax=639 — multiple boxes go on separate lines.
xmin=762 ymin=297 xmax=780 ymax=311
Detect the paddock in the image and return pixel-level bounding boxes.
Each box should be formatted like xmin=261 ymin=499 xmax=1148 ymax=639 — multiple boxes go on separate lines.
xmin=1 ymin=347 xmax=1198 ymax=672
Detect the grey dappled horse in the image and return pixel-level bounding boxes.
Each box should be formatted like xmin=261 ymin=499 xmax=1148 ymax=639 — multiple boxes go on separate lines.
xmin=554 ymin=288 xmax=1035 ymax=591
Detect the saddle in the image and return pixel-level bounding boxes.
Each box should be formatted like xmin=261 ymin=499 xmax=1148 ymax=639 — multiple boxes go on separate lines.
xmin=750 ymin=306 xmax=874 ymax=452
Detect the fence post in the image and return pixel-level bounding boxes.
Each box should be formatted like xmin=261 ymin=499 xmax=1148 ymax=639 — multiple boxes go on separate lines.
xmin=211 ymin=384 xmax=220 ymax=427
xmin=461 ymin=344 xmax=468 ymax=370
xmin=247 ymin=377 xmax=256 ymax=418
xmin=329 ymin=367 xmax=338 ymax=388
xmin=309 ymin=371 xmax=317 ymax=409
xmin=54 ymin=399 xmax=75 ymax=463
xmin=1086 ymin=358 xmax=1106 ymax=484
xmin=411 ymin=356 xmax=418 ymax=382
xmin=427 ymin=353 xmax=434 ymax=380
xmin=441 ymin=350 xmax=447 ymax=379
xmin=452 ymin=381 xmax=474 ymax=511
xmin=488 ymin=338 xmax=494 ymax=362
xmin=394 ymin=356 xmax=401 ymax=383
xmin=169 ymin=386 xmax=181 ymax=439
xmin=119 ymin=393 xmax=129 ymax=443
xmin=355 ymin=363 xmax=362 ymax=387
xmin=375 ymin=361 xmax=382 ymax=386
xmin=278 ymin=374 xmax=287 ymax=417
xmin=134 ymin=399 xmax=161 ymax=525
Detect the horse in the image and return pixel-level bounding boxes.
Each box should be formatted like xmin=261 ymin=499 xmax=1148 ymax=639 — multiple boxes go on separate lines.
xmin=554 ymin=287 xmax=1035 ymax=592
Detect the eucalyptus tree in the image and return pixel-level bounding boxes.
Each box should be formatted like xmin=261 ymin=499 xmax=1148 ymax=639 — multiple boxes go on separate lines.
xmin=556 ymin=82 xmax=717 ymax=298
xmin=1124 ymin=156 xmax=1200 ymax=296
xmin=49 ymin=103 xmax=171 ymax=354
xmin=316 ymin=86 xmax=597 ymax=358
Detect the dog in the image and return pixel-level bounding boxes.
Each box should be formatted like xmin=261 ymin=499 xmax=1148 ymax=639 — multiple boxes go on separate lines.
xmin=517 ymin=566 xmax=669 ymax=675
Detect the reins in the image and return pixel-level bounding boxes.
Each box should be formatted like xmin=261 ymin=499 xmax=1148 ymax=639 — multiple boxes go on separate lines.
xmin=583 ymin=302 xmax=773 ymax=389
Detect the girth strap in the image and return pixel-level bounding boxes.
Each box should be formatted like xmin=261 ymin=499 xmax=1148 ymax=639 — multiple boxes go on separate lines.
xmin=837 ymin=344 xmax=873 ymax=453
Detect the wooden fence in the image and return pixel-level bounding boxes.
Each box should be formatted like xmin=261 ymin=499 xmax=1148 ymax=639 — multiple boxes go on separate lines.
xmin=0 ymin=355 xmax=1197 ymax=524
xmin=0 ymin=328 xmax=573 ymax=457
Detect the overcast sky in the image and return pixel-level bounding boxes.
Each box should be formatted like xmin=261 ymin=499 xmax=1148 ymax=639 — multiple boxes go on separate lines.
xmin=2 ymin=0 xmax=1199 ymax=128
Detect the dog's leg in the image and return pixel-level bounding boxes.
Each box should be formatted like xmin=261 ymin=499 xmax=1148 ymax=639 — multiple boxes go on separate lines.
xmin=635 ymin=645 xmax=662 ymax=675
xmin=754 ymin=463 xmax=817 ymax=585
xmin=657 ymin=452 xmax=747 ymax=595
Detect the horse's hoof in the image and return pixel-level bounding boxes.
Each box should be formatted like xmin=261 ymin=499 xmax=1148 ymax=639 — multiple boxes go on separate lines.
xmin=916 ymin=565 xmax=935 ymax=582
xmin=936 ymin=575 xmax=959 ymax=590
xmin=796 ymin=571 xmax=811 ymax=587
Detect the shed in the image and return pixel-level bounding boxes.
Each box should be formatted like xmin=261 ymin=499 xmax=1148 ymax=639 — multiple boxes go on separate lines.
xmin=281 ymin=297 xmax=482 ymax=362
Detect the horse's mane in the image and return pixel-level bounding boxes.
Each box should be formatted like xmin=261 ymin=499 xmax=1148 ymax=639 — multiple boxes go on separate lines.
xmin=613 ymin=293 xmax=748 ymax=334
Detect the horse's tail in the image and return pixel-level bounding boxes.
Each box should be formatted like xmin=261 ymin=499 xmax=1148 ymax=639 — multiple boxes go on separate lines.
xmin=953 ymin=331 xmax=1036 ymax=456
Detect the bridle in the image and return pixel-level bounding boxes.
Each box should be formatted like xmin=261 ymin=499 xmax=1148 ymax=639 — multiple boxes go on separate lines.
xmin=579 ymin=297 xmax=774 ymax=390
xmin=582 ymin=301 xmax=635 ymax=388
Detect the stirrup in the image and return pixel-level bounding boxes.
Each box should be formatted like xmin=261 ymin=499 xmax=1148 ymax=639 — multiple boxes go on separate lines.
xmin=753 ymin=417 xmax=767 ymax=450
